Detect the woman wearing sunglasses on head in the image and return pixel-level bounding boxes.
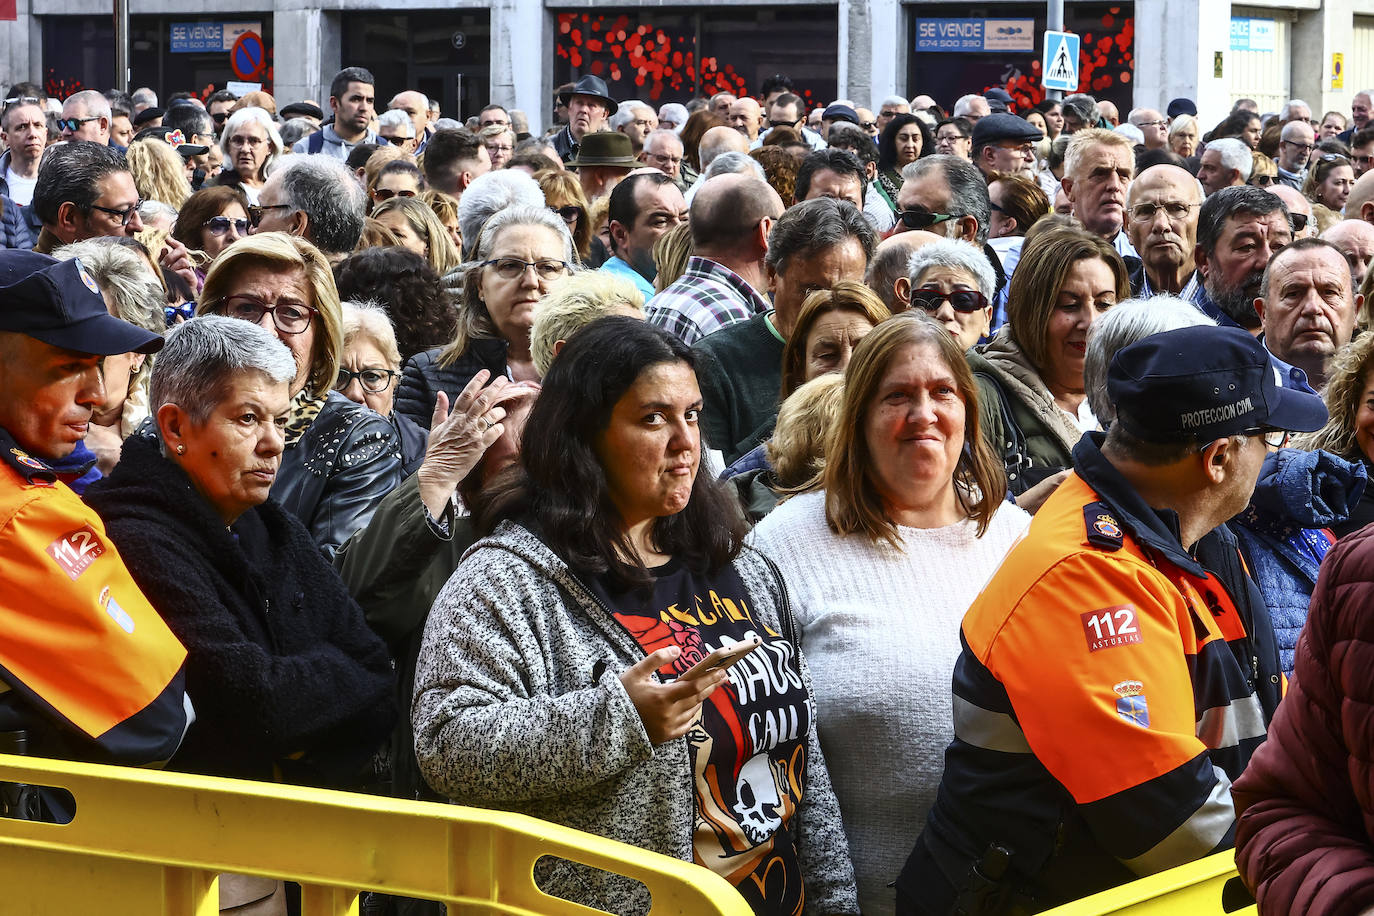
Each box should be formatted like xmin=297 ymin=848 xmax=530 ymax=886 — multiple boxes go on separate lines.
xmin=366 ymin=158 xmax=424 ymax=210
xmin=965 ymin=226 xmax=1128 ymax=511
xmin=171 ymin=186 xmax=250 ymax=281
xmin=537 ymin=169 xmax=593 ymax=265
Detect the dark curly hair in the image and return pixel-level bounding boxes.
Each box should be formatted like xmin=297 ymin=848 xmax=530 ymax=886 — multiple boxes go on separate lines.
xmin=333 ymin=246 xmax=457 ymax=361
xmin=475 ymin=316 xmax=748 ymax=590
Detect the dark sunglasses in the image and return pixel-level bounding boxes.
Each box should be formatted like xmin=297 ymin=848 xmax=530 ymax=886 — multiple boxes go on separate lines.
xmin=1290 ymin=212 xmax=1309 ymax=232
xmin=550 ymin=204 xmax=583 ymax=221
xmin=203 ymin=216 xmax=249 ymax=235
xmin=373 ymin=188 xmax=416 ymax=201
xmin=382 ymin=135 xmax=413 ymax=146
xmin=1251 ymin=174 xmax=1276 ymax=186
xmin=246 ymin=203 xmax=292 ymax=228
xmin=896 ymin=210 xmax=955 ymax=230
xmin=910 ymin=287 xmax=989 ymax=313
xmin=56 ymin=116 xmax=100 ymax=133
xmin=212 ymin=111 xmax=228 ymax=125
xmin=768 ymin=118 xmax=798 ymax=129
xmin=859 ymin=121 xmax=877 ymax=131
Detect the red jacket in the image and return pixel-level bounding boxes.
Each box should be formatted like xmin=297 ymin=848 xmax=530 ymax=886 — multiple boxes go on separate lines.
xmin=1233 ymin=523 xmax=1374 ymax=915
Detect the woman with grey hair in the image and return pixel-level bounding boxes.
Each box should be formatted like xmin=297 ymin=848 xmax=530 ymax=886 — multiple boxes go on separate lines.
xmin=53 ymin=239 xmax=166 ymax=476
xmin=455 ymin=168 xmax=546 ymax=260
xmin=1082 ymin=295 xmax=1214 ymax=424
xmin=397 ymin=205 xmax=575 ymax=429
xmin=897 ymin=239 xmax=995 ymax=351
xmin=86 ymin=315 xmax=395 ymax=793
xmin=211 ymin=107 xmax=284 ymax=204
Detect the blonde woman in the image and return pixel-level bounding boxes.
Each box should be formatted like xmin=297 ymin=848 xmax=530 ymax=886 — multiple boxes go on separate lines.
xmin=420 ymin=189 xmax=462 ymax=254
xmin=530 ymin=270 xmax=644 ymax=376
xmin=126 ymin=137 xmax=192 ymax=209
xmin=536 ymin=169 xmax=592 ymax=264
xmin=372 ymin=196 xmax=462 ymax=278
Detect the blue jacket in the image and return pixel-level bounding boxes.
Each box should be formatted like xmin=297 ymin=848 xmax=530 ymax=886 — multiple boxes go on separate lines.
xmin=1232 ymin=448 xmax=1366 ymax=677
xmin=1 ymin=195 xmax=33 ymax=250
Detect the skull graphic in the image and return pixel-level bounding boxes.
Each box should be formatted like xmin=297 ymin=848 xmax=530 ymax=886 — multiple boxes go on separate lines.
xmin=732 ymin=753 xmax=782 ymax=844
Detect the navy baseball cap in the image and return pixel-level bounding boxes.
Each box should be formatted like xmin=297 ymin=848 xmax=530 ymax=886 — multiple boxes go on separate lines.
xmin=1108 ymin=326 xmax=1326 ymax=442
xmin=1167 ymin=98 xmax=1198 ymax=118
xmin=0 ymin=251 xmax=163 ymax=356
xmin=822 ymin=104 xmax=860 ymax=125
xmin=984 ymin=88 xmax=1014 ymax=113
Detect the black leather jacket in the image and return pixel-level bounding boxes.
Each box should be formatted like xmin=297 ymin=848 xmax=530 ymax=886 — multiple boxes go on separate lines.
xmin=395 ymin=337 xmax=508 ymax=432
xmin=274 ymin=391 xmax=401 ymax=557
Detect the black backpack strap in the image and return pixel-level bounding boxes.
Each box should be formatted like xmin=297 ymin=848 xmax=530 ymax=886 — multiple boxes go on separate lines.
xmin=975 ymin=370 xmax=1033 ymax=496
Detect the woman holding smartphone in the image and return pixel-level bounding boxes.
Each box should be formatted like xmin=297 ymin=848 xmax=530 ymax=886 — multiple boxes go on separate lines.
xmin=412 ymin=317 xmax=858 ymax=916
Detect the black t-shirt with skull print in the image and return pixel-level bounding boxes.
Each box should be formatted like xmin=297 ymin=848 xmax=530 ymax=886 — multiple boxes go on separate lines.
xmin=590 ymin=557 xmax=813 ymax=915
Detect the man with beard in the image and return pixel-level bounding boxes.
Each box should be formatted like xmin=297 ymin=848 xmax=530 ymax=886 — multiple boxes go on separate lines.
xmin=1125 ymin=164 xmax=1201 ymax=295
xmin=1192 ymin=186 xmax=1292 ymax=337
xmin=294 ymin=67 xmax=378 ymax=159
xmin=600 ymin=171 xmax=687 ymax=300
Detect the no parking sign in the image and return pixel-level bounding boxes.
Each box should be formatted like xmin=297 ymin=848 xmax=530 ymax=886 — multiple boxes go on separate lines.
xmin=231 ymin=31 xmax=265 ymax=82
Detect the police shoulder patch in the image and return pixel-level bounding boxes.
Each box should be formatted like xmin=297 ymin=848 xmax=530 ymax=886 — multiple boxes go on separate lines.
xmin=1083 ymin=502 xmax=1123 ymax=551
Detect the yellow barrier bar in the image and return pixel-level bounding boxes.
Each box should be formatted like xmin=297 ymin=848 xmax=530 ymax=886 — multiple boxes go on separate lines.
xmin=1040 ymin=851 xmax=1255 ymax=916
xmin=0 ymin=753 xmax=753 ymax=915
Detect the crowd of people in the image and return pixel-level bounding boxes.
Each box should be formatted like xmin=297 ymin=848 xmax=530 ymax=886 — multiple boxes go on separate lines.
xmin=6 ymin=64 xmax=1374 ymax=916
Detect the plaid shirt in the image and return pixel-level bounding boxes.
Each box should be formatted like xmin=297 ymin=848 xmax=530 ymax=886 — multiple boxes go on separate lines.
xmin=645 ymin=257 xmax=771 ymax=345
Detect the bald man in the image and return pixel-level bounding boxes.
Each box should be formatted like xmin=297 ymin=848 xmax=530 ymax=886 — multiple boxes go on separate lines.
xmin=728 ymin=97 xmax=763 ymax=142
xmin=1269 ymin=184 xmax=1316 ymax=239
xmin=1126 ymin=164 xmax=1201 ymax=295
xmin=698 ymin=125 xmax=750 ymax=172
xmin=61 ymin=90 xmax=111 ymax=144
xmin=868 ymin=230 xmax=945 ymax=312
xmin=645 ymin=173 xmax=783 ymax=344
xmin=390 ymin=90 xmax=432 ymax=144
xmin=1346 ymin=169 xmax=1374 ymax=224
xmin=1322 ymin=218 xmax=1374 ymax=290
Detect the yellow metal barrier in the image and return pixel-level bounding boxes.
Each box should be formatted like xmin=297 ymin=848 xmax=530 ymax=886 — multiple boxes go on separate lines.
xmin=1040 ymin=851 xmax=1256 ymax=916
xmin=0 ymin=753 xmax=753 ymax=915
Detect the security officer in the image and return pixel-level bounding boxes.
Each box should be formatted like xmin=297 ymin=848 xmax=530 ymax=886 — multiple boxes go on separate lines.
xmin=0 ymin=250 xmax=192 ymax=775
xmin=896 ymin=325 xmax=1327 ymax=914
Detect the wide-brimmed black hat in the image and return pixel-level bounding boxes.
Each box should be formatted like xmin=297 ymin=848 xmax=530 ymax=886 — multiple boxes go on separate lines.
xmin=558 ymin=75 xmax=617 ymax=113
xmin=567 ymin=131 xmax=639 ymax=169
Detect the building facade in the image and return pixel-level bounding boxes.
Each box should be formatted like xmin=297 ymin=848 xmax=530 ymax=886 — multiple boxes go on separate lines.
xmin=3 ymin=0 xmax=1371 ymax=131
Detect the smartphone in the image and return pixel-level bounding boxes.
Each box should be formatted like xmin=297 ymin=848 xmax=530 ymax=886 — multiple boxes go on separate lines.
xmin=679 ymin=636 xmax=762 ymax=681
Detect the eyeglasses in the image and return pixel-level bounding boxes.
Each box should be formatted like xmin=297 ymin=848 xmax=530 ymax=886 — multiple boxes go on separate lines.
xmin=56 ymin=116 xmax=100 ymax=133
xmin=645 ymin=152 xmax=683 ymax=166
xmin=372 ymin=188 xmax=416 ymax=201
xmin=1354 ymin=155 xmax=1374 ymax=166
xmin=631 ymin=119 xmax=656 ymax=129
xmin=220 ymin=295 xmax=318 ymax=335
xmin=482 ymin=257 xmax=570 ymax=281
xmin=910 ymin=287 xmax=989 ymax=313
xmin=382 ymin=135 xmax=413 ymax=146
xmin=1251 ymin=174 xmax=1276 ymax=186
xmin=1127 ymin=201 xmax=1200 ymax=222
xmin=1290 ymin=213 xmax=1310 ymax=232
xmin=1317 ymin=153 xmax=1351 ymax=165
xmin=229 ymin=134 xmax=267 ymax=148
xmin=1244 ymin=427 xmax=1290 ymax=449
xmin=203 ymin=216 xmax=249 ymax=235
xmin=936 ymin=133 xmax=967 ymax=144
xmin=550 ymin=204 xmax=583 ymax=222
xmin=246 ymin=203 xmax=293 ymax=227
xmin=89 ymin=199 xmax=144 ymax=226
xmin=1135 ymin=119 xmax=1168 ymax=129
xmin=335 ymin=367 xmax=398 ymax=394
xmin=486 ymin=144 xmax=514 ymax=153
xmin=1282 ymin=140 xmax=1315 ymax=155
xmin=896 ymin=210 xmax=954 ymax=230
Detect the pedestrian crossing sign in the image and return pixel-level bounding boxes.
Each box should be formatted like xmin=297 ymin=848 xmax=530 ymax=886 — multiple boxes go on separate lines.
xmin=1042 ymin=30 xmax=1080 ymax=92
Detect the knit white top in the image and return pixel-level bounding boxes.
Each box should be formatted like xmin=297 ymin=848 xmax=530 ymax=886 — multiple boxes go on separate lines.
xmin=751 ymin=489 xmax=1031 ymax=916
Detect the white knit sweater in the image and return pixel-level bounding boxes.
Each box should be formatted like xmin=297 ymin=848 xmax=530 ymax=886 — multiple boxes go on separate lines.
xmin=751 ymin=490 xmax=1031 ymax=916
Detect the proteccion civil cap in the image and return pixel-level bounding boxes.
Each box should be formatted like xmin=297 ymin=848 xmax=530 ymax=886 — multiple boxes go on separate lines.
xmin=1108 ymin=325 xmax=1326 ymax=443
xmin=0 ymin=251 xmax=163 ymax=356
xmin=971 ymin=112 xmax=1044 ymax=146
